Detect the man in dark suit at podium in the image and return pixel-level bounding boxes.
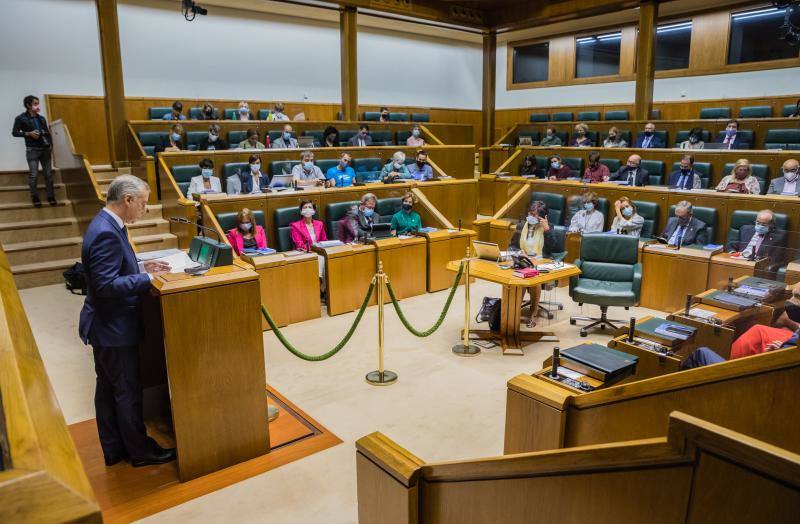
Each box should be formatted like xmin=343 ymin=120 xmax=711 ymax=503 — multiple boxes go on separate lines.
xmin=78 ymin=175 xmax=176 ymax=468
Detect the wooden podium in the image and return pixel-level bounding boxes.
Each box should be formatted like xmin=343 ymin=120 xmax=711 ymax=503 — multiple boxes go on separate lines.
xmin=144 ymin=264 xmax=269 ymax=481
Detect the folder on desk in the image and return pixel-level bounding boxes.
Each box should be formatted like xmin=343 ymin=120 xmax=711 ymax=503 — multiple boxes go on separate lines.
xmin=702 ymin=290 xmax=760 ymax=311
xmin=634 ymin=317 xmax=696 ymax=348
xmin=560 ymin=343 xmax=638 ymax=383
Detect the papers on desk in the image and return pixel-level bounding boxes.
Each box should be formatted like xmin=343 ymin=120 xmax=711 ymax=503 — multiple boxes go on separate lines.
xmin=284 ymin=249 xmax=310 ymax=257
xmin=688 ymin=307 xmax=716 ymax=319
xmin=538 ymin=262 xmax=574 ymax=271
xmin=557 ymin=366 xmax=583 ymax=380
xmin=151 ymin=251 xmax=200 ymax=273
xmin=315 ymin=240 xmax=344 ymax=248
xmin=398 ymin=234 xmax=415 ymax=240
xmin=242 ymin=247 xmax=276 ymax=256
xmin=137 ymin=248 xmax=182 ymax=261
xmin=418 ymin=227 xmax=439 ymax=233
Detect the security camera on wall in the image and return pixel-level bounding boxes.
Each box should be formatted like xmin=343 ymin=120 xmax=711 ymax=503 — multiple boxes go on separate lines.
xmin=182 ymin=0 xmax=208 ymax=21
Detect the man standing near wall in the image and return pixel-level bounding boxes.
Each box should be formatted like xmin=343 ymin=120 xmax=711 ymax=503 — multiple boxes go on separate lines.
xmin=11 ymin=95 xmax=55 ymax=207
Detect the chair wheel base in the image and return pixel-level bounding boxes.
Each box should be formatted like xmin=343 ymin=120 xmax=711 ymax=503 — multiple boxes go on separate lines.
xmin=580 ymin=330 xmax=587 ymax=337
xmin=570 ymin=319 xmax=576 ymax=325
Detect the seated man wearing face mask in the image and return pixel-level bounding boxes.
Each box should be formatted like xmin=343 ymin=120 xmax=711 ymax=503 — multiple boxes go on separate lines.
xmin=610 ymin=154 xmax=649 ymax=186
xmin=381 ymin=151 xmax=412 ymax=183
xmin=271 ymin=124 xmax=298 ymax=149
xmin=226 ymin=155 xmax=269 ymax=195
xmin=729 ymin=209 xmax=787 ymax=268
xmin=681 ymin=285 xmax=800 ymax=369
xmin=767 ymin=159 xmax=800 ymax=196
xmin=198 ymin=124 xmax=228 ymax=151
xmin=539 ymin=127 xmax=562 ymax=147
xmin=326 ymin=152 xmax=356 ymax=187
xmin=715 ymin=119 xmax=748 ymax=150
xmin=186 ymin=158 xmax=222 ymax=201
xmin=568 ymin=191 xmax=604 ymax=233
xmin=658 ymin=200 xmax=708 ymax=247
xmin=668 ymin=154 xmax=702 ymax=190
xmin=634 ymin=122 xmax=665 ymax=148
xmin=291 ymin=150 xmax=326 ymax=188
xmin=337 ymin=193 xmax=378 ymax=243
xmin=406 ymin=150 xmax=433 ymax=181
xmin=349 ymin=124 xmax=373 ymax=147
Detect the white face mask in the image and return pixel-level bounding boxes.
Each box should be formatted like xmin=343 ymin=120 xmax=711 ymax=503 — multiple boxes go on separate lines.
xmin=301 ymin=207 xmax=316 ymax=218
xmin=240 ymin=222 xmax=252 ymax=231
xmin=250 ymin=164 xmax=260 ymax=173
xmin=784 ymin=170 xmax=799 ymax=182
xmin=208 ymin=133 xmax=218 ymax=142
xmin=393 ymin=162 xmax=403 ymax=169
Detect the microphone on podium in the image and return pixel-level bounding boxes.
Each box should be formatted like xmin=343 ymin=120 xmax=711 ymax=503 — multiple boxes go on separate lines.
xmin=169 ymin=216 xmax=223 ymax=242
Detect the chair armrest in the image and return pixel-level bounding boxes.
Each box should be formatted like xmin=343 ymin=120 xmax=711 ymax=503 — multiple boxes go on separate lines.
xmin=569 ymin=258 xmax=583 ymax=291
xmin=552 ymin=251 xmax=567 ymax=262
xmin=632 ymin=262 xmax=643 ymax=301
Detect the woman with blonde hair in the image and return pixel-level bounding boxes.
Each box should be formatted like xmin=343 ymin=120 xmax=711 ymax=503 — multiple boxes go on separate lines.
xmin=716 ymin=159 xmax=761 ymax=194
xmin=603 ymin=126 xmax=627 ymax=148
xmin=610 ymin=196 xmax=644 ymax=237
xmin=569 ymin=123 xmax=593 ymax=147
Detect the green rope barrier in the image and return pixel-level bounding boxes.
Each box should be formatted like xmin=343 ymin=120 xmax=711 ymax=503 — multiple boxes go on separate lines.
xmin=261 ymin=278 xmax=376 ymax=361
xmin=385 ymin=261 xmax=464 ymax=337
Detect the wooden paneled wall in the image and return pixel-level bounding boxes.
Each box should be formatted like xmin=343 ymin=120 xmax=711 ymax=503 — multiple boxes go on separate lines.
xmin=45 ymin=94 xmax=481 ymax=166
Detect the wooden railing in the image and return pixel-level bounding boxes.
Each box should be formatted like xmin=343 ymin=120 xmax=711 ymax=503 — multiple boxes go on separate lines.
xmin=356 ymin=411 xmax=800 ymax=523
xmin=0 ymin=243 xmax=100 ymax=522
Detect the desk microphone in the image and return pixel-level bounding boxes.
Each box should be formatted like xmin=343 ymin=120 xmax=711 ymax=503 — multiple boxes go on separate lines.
xmin=458 ymin=219 xmax=462 ymax=231
xmin=550 ymin=347 xmax=560 ymax=378
xmin=685 ymin=294 xmax=692 ymax=315
xmin=169 ymin=216 xmax=223 ymax=242
xmin=727 ymin=276 xmax=734 ymax=292
xmin=628 ymin=318 xmax=635 ymax=343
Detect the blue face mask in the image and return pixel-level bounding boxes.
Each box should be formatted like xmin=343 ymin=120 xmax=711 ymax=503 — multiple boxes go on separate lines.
xmin=283 ymin=132 xmax=292 ymax=141
xmin=201 ymin=168 xmax=212 ymax=179
xmin=239 ymin=107 xmax=249 ymax=114
xmin=584 ymin=203 xmax=594 ymax=212
xmin=303 ymin=161 xmax=314 ymax=170
xmin=412 ymin=129 xmax=420 ymax=137
xmin=170 ymin=132 xmax=181 ymax=142
xmin=726 ymin=128 xmax=737 ymax=137
xmin=526 ymin=215 xmax=539 ymax=226
xmin=551 ymin=161 xmax=560 ymax=169
xmin=754 ymin=224 xmax=769 ymax=235
xmin=363 ymin=208 xmax=375 ymax=217
xmin=622 ymin=207 xmax=633 ymax=218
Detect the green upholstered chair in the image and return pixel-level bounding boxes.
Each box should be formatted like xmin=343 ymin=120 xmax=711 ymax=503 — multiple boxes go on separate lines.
xmin=364 ymin=112 xmax=381 ymax=121
xmin=673 ymin=129 xmax=711 ymax=146
xmin=568 ymin=233 xmax=642 ymax=336
xmin=648 ymin=174 xmax=664 ymax=186
xmin=377 ymin=198 xmax=402 ymax=224
xmin=188 ymin=107 xmax=203 ymax=120
xmin=370 ymin=131 xmax=394 ymax=145
xmin=640 ymin=160 xmax=664 ymax=180
xmin=783 ymin=104 xmax=799 ymax=117
xmin=257 ymin=109 xmax=272 ymax=120
xmin=715 ymin=129 xmax=753 ymax=149
xmin=535 ymin=157 xmax=549 ymax=177
xmin=411 ymin=113 xmax=430 ymax=122
xmin=765 ymin=129 xmax=800 ymax=149
xmin=562 ymin=157 xmax=584 ymax=174
xmin=552 ymin=112 xmax=574 ymax=122
xmin=584 ymin=131 xmax=600 ymax=146
xmin=303 ymin=130 xmax=325 ymax=146
xmin=601 ymin=130 xmax=631 ymax=145
xmin=699 ymin=107 xmax=731 ymax=119
xmin=171 ymin=165 xmax=200 ymax=197
xmin=137 ymin=131 xmax=167 ymax=156
xmin=270 ymin=160 xmax=299 ymax=178
xmin=668 ymin=205 xmax=717 ymax=244
xmin=227 ymin=130 xmax=248 ymax=147
xmin=339 ymin=130 xmax=357 ymax=144
xmin=726 ymin=210 xmax=788 ymax=251
xmin=273 ymin=206 xmax=303 ymax=252
xmin=221 ymin=162 xmax=249 ymax=192
xmin=739 ymin=106 xmax=773 ymax=118
xmin=554 ymin=131 xmax=569 ymax=144
xmin=389 ymin=112 xmax=409 ymax=122
xmin=723 ymin=162 xmax=769 ymax=195
xmin=596 ymin=197 xmax=609 ymax=218
xmin=325 ymin=200 xmax=359 ymax=239
xmin=577 ymin=111 xmax=600 ymax=121
xmin=397 ymin=130 xmax=412 ymax=144
xmin=599 ymin=158 xmax=621 ymax=173
xmin=317 ymin=159 xmax=339 ymax=175
xmin=223 ymin=108 xmax=238 ymax=120
xmin=352 ymin=158 xmax=384 ymax=182
xmin=529 ymin=113 xmax=550 ymax=122
xmin=268 ymin=130 xmax=296 ymax=143
xmin=653 ymin=130 xmax=668 ymax=145
xmin=186 ymin=131 xmax=206 ymax=151
xmin=530 ymin=192 xmax=567 ymax=225
xmin=522 ymin=224 xmax=569 ymax=320
xmin=216 ymin=210 xmax=267 ymax=239
xmin=632 ymin=200 xmax=659 ymax=239
xmin=604 ymin=110 xmax=629 ymax=121
xmin=670 ymin=161 xmax=712 ymax=188
xmin=650 ymin=109 xmax=661 ymax=119
xmin=148 ymin=107 xmax=172 ymax=119
xmin=517 ymin=131 xmax=541 ymax=145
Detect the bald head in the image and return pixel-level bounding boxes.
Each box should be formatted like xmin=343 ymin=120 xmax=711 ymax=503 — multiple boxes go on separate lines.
xmin=783 ymin=159 xmax=799 ymax=173
xmin=756 ymin=209 xmax=774 ymax=227
xmin=627 ymin=154 xmax=641 ymax=168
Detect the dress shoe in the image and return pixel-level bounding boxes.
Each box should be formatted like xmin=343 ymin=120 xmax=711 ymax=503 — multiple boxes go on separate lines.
xmin=104 ymin=453 xmax=127 ymax=466
xmin=48 ymin=197 xmax=57 ymax=206
xmin=31 ymin=195 xmax=42 ymax=207
xmin=131 ymin=447 xmax=176 ymax=467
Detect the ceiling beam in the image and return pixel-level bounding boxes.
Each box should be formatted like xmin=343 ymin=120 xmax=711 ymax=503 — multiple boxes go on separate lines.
xmin=337 ymin=0 xmax=486 ymax=30
xmin=487 ymin=0 xmax=643 ymax=32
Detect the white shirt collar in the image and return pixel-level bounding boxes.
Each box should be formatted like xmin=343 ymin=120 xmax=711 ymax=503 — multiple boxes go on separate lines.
xmin=102 ymin=207 xmax=125 ymax=229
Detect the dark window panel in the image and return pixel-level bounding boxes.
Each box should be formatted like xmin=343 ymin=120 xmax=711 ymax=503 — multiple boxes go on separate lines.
xmin=576 ymin=32 xmax=621 ymax=78
xmin=513 ymin=42 xmax=549 ymax=83
xmin=728 ymin=7 xmax=800 ymax=65
xmin=654 ymin=21 xmax=691 ymax=71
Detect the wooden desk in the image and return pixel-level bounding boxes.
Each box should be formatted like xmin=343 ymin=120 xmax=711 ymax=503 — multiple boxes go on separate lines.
xmin=418 ymin=228 xmax=476 ymax=292
xmin=707 ymin=252 xmax=769 ymax=290
xmin=317 ymin=243 xmax=378 ymax=316
xmin=640 ymin=244 xmax=720 ymax=312
xmin=447 ymin=258 xmax=581 ymax=355
xmin=608 ymin=315 xmax=695 ymax=379
xmin=370 ymin=236 xmax=427 ymax=301
xmin=786 ymin=261 xmax=800 ymax=286
xmin=237 ymin=251 xmax=321 ymax=330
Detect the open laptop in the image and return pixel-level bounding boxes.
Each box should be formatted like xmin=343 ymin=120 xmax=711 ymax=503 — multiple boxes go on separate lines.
xmin=702 ymin=142 xmax=729 ymax=150
xmin=472 ymin=240 xmax=501 ymax=261
xmin=368 ymin=223 xmax=392 ymax=239
xmin=296 ymin=136 xmax=316 ymax=147
xmin=269 ymin=174 xmax=294 ymax=189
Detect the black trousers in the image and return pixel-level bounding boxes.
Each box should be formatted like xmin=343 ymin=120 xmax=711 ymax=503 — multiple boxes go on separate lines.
xmin=92 ymin=345 xmax=153 ymax=460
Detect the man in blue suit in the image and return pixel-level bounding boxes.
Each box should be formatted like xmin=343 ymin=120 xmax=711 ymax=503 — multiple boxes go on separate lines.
xmin=715 ymin=119 xmax=749 ymax=149
xmin=79 ymin=175 xmax=176 ymax=468
xmin=634 ymin=122 xmax=665 ymax=148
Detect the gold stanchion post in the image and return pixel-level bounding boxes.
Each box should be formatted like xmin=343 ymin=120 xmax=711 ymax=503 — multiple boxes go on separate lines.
xmin=366 ymin=262 xmax=398 ymax=385
xmin=452 ymin=245 xmax=480 ymax=356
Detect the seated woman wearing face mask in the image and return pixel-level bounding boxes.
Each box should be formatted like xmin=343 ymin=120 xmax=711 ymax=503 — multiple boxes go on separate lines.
xmin=510 ymin=200 xmax=555 ymax=327
xmin=390 ymin=192 xmax=422 ymax=235
xmin=381 ymin=151 xmax=412 ymax=183
xmin=186 ymin=158 xmax=222 ymax=203
xmin=198 ymin=123 xmax=228 ymax=151
xmin=546 ymin=155 xmax=573 ymax=180
xmin=290 ymin=200 xmax=328 ymax=252
xmin=569 ymin=123 xmax=593 ymax=147
xmin=603 ymin=127 xmax=627 ymax=148
xmin=568 ymin=191 xmax=604 ymax=233
xmin=235 ymin=101 xmax=253 ymax=121
xmin=610 ymin=197 xmax=644 ymax=237
xmin=226 ymin=154 xmax=269 ymax=195
xmin=406 ymin=125 xmax=425 ymax=147
xmin=226 ymin=207 xmax=268 ymax=255
xmin=157 ymin=124 xmax=183 ymax=153
xmin=679 ymin=127 xmax=705 ymax=150
xmin=338 ymin=193 xmax=378 ymax=243
xmin=539 ymin=127 xmax=562 ymax=147
xmin=715 ymin=158 xmax=761 ymax=194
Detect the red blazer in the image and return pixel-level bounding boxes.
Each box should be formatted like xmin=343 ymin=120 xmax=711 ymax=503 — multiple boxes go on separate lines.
xmin=226 ymin=225 xmax=267 ymax=255
xmin=290 ymin=219 xmax=327 ymax=250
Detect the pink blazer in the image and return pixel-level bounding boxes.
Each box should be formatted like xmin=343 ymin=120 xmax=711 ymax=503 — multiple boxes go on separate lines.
xmin=290 ymin=219 xmax=327 ymax=251
xmin=227 ymin=225 xmax=267 ymax=255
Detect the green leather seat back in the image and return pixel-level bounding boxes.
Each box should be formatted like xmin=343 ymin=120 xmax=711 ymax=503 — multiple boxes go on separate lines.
xmin=317 ymin=159 xmax=339 ymax=174
xmin=648 ymin=174 xmax=664 ymax=186
xmin=257 ymin=109 xmax=272 ymax=120
xmin=562 ymin=157 xmax=584 ymax=174
xmin=270 ymin=160 xmax=299 ymax=178
xmin=604 ymin=110 xmax=629 ymax=121
xmin=397 ymin=130 xmax=412 ymax=144
xmin=640 ymin=160 xmax=664 ymax=178
xmin=739 ymin=106 xmax=772 ymax=118
xmin=138 ymin=131 xmax=167 ymax=149
xmin=535 ymin=157 xmax=549 ymax=176
xmin=577 ymin=111 xmax=600 ymax=121
xmin=569 ymin=234 xmax=640 ymax=307
xmin=550 ymin=225 xmax=567 ymax=259
xmin=765 ymin=129 xmax=800 ymax=149
xmin=668 ymin=205 xmax=717 ymax=242
xmin=585 ymin=131 xmax=599 ymax=145
xmin=353 ymin=158 xmax=383 ymax=182
xmin=339 ymin=130 xmax=357 ymax=143
xmin=222 ymin=162 xmax=249 ymax=179
xmin=530 ymin=192 xmax=566 ymax=226
xmin=518 ymin=131 xmax=541 ymax=145
xmin=650 ymin=109 xmax=661 ymax=119
xmin=674 ymin=129 xmax=711 ymax=146
xmin=149 ymin=107 xmax=171 ymax=119
xmin=596 ymin=197 xmax=609 ymax=218
xmin=389 ymin=112 xmax=408 ymax=122
xmin=227 ymin=130 xmax=248 ymax=146
xmin=186 ymin=131 xmax=206 ymax=151
xmin=529 ymin=113 xmax=550 ymax=122
xmin=274 ymin=206 xmax=302 ymax=252
xmin=715 ymin=130 xmax=753 ymax=148
xmin=653 ymin=130 xmax=668 ymax=145
xmin=411 ymin=113 xmax=430 ymax=122
xmin=325 ymin=200 xmax=359 ymax=238
xmin=723 ymin=163 xmax=769 ymax=194
xmin=601 ymin=130 xmax=631 ymax=144
xmin=216 ymin=210 xmax=266 ymax=236
xmin=269 ymin=130 xmax=296 ymax=143
xmin=670 ymin=161 xmax=712 ymax=188
xmin=303 ymin=130 xmax=324 ymax=146
xmin=783 ymin=104 xmax=798 ymax=117
xmin=726 ymin=210 xmax=788 ymax=249
xmin=189 ymin=107 xmax=203 ymax=120
xmin=172 ymin=165 xmax=201 ymax=197
xmin=377 ymin=198 xmax=402 ymax=223
xmin=599 ymin=158 xmax=621 ymax=173
xmin=555 ymin=131 xmax=569 ymax=144
xmin=370 ymin=131 xmax=394 ymax=145
xmin=633 ymin=200 xmax=659 ymax=239
xmin=700 ymin=107 xmax=731 ymax=119
xmin=552 ymin=112 xmax=574 ymax=122
xmin=364 ymin=112 xmax=380 ymax=121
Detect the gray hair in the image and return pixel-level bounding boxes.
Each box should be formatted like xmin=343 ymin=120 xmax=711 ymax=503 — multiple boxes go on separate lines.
xmin=361 ymin=192 xmax=377 ymax=205
xmin=757 ymin=209 xmax=775 ymax=224
xmin=675 ymin=200 xmax=693 ymax=214
xmin=107 ymin=175 xmax=149 ymax=203
xmin=392 ymin=151 xmax=406 ymax=163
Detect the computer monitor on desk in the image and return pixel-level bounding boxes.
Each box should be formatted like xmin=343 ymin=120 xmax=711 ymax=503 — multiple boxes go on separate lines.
xmin=188 ymin=236 xmax=233 ymax=267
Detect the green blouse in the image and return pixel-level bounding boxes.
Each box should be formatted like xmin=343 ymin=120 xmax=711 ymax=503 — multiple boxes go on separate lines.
xmin=390 ymin=210 xmax=422 ymax=234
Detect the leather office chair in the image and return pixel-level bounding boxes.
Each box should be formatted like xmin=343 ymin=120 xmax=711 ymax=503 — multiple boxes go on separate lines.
xmin=411 ymin=113 xmax=430 ymax=122
xmin=577 ymin=111 xmax=600 ymax=121
xmin=389 ymin=112 xmax=409 ymax=122
xmin=530 ymin=192 xmax=566 ymax=225
xmin=137 ymin=131 xmax=168 ymax=156
xmin=171 ymin=165 xmax=200 ymax=198
xmin=363 ymin=112 xmax=381 ymax=121
xmin=650 ymin=109 xmax=661 ymax=119
xmin=667 ymin=205 xmax=717 ymax=244
xmin=765 ymin=129 xmax=800 ymax=150
xmin=599 ymin=158 xmax=621 ymax=173
xmin=640 ymin=160 xmax=664 ymax=182
xmin=377 ymin=198 xmax=402 ymax=224
xmin=673 ymin=129 xmax=711 ymax=147
xmin=303 ymin=130 xmax=325 ymax=146
xmin=726 ymin=210 xmax=788 ymax=250
xmin=270 ymin=160 xmax=299 ymax=179
xmin=339 ymin=130 xmax=357 ymax=144
xmin=370 ymin=131 xmax=395 ymax=145
xmin=699 ymin=107 xmax=731 ymax=119
xmin=739 ymin=106 xmax=773 ymax=118
xmin=715 ymin=130 xmax=753 ymax=149
xmin=186 ymin=131 xmax=206 ymax=151
xmin=148 ymin=107 xmax=172 ymax=119
xmin=273 ymin=207 xmax=303 ymax=252
xmin=188 ymin=107 xmax=203 ymax=120
xmin=632 ymin=201 xmax=659 ymax=239
xmin=397 ymin=130 xmax=412 ymax=144
xmin=316 ymin=159 xmax=339 ymax=174
xmin=325 ymin=200 xmax=359 ymax=239
xmin=529 ymin=113 xmax=550 ymax=122
xmin=552 ymin=112 xmax=574 ymax=122
xmin=257 ymin=109 xmax=272 ymax=120
xmin=562 ymin=157 xmax=584 ymax=174
xmin=352 ymin=158 xmax=383 ymax=182
xmin=227 ymin=130 xmax=248 ymax=147
xmin=569 ymin=233 xmax=642 ymax=336
xmin=782 ymin=104 xmax=799 ymax=117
